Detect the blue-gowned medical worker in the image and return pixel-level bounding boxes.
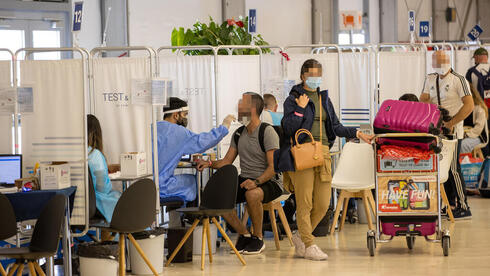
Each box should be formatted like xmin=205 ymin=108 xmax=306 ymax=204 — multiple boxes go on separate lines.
xmin=87 ymin=114 xmax=121 ymax=223
xmin=157 ymin=97 xmax=235 ymax=202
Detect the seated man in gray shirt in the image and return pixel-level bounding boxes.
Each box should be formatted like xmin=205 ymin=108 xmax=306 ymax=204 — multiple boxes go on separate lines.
xmin=197 ymin=92 xmax=282 ymax=255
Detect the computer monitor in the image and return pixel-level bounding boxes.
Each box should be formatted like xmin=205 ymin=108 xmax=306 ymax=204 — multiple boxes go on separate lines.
xmin=0 ymin=154 xmax=22 ymax=185
xmin=181 ymin=154 xmax=191 ymax=162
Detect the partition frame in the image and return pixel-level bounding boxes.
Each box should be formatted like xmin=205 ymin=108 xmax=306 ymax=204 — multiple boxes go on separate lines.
xmin=89 ymin=46 xmax=160 ymax=219
xmin=214 ymin=45 xmax=263 ymax=129
xmin=157 ymin=45 xmax=218 ymax=130
xmin=14 ymin=47 xmax=90 ymax=276
xmin=375 ymin=43 xmax=428 ymax=107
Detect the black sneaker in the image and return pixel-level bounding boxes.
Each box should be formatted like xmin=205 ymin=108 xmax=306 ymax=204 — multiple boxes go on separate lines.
xmin=453 ymin=207 xmax=472 ymax=220
xmin=441 ymin=207 xmax=448 ymax=217
xmin=243 ymin=236 xmax=265 ymax=255
xmin=231 ymin=235 xmax=253 ymax=254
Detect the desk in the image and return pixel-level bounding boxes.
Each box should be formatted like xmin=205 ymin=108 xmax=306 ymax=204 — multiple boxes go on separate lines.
xmin=110 ymin=173 xmax=153 ymax=191
xmin=5 ymin=186 xmax=77 ymax=276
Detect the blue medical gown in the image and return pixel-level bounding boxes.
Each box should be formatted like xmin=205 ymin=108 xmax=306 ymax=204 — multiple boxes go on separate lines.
xmin=88 ymin=148 xmax=121 ymax=222
xmin=156 ymin=121 xmax=228 ymax=202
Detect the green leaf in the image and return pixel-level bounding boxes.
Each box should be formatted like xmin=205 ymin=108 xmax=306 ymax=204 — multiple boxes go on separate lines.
xmin=171 ymin=28 xmax=178 ymax=47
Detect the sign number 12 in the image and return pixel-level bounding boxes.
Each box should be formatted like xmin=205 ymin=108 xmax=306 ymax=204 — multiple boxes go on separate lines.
xmin=74 ymin=10 xmax=82 ymax=24
xmin=72 ymin=2 xmax=83 ymax=32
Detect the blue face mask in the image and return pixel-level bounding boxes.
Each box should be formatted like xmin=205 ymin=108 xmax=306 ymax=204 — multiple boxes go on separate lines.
xmin=305 ymin=77 xmax=322 ymax=90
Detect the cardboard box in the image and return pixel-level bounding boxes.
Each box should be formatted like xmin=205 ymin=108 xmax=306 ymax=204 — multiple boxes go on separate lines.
xmin=377 ymin=154 xmax=437 ymax=173
xmin=40 ymin=163 xmax=71 ymax=190
xmin=121 ymin=152 xmax=147 ymax=177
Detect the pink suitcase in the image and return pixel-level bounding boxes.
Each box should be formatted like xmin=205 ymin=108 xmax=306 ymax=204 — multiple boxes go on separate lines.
xmin=374 ymin=100 xmax=443 ymax=135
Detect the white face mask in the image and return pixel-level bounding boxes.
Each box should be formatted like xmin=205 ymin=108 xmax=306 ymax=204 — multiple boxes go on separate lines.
xmin=434 ymin=63 xmax=451 ymax=76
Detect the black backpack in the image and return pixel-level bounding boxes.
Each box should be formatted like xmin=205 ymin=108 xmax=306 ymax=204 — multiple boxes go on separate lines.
xmin=466 ymin=66 xmax=490 ymax=100
xmin=233 ymin=123 xmax=283 ymax=153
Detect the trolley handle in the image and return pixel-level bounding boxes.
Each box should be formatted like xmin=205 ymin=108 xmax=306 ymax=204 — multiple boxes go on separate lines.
xmin=374 ymin=133 xmax=440 ymax=143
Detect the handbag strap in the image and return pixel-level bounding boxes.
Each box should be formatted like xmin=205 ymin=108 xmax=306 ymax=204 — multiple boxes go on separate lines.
xmin=319 ymin=89 xmax=322 ymax=144
xmin=295 ymin=129 xmax=315 ymax=145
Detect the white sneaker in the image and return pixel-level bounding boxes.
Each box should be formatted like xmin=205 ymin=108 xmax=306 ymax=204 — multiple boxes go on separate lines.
xmin=304 ymin=245 xmax=328 ymax=261
xmin=292 ymin=232 xmax=305 ymax=257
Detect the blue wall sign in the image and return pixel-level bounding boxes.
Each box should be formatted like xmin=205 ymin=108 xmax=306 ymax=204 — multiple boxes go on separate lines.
xmin=408 ymin=10 xmax=415 ymax=32
xmin=73 ymin=2 xmax=83 ymax=32
xmin=248 ymin=9 xmax=256 ymax=34
xmin=468 ymin=25 xmax=483 ymax=41
xmin=419 ymin=21 xmax=430 ymax=37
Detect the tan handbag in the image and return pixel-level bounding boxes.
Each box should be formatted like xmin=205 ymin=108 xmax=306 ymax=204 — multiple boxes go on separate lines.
xmin=290 ymin=94 xmax=324 ymax=171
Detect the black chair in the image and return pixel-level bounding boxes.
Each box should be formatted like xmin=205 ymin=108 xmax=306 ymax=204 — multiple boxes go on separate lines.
xmin=0 ymin=193 xmax=18 ymax=276
xmin=92 ymin=178 xmax=158 ymax=276
xmin=0 ymin=194 xmax=66 ymax=276
xmin=165 ymin=164 xmax=246 ymax=271
xmin=72 ymin=168 xmax=106 ymax=242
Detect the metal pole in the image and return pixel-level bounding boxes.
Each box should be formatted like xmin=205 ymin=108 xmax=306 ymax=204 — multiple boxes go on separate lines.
xmin=0 ymin=49 xmax=16 ymax=154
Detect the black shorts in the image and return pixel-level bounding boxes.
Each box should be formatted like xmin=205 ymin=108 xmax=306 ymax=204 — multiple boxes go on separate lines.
xmin=236 ymin=176 xmax=282 ymax=204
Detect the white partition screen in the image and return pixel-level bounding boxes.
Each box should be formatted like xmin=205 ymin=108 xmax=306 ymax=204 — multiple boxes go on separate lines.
xmin=92 ymin=57 xmax=152 ymax=166
xmin=378 ymin=51 xmax=426 ymax=103
xmin=159 ymin=54 xmax=215 ymax=133
xmin=216 ymin=55 xmax=261 ymax=158
xmin=0 ymin=60 xmax=13 ymax=154
xmin=339 ymin=52 xmax=371 ymax=126
xmin=261 ymin=54 xmax=285 ymax=111
xmin=20 ymin=59 xmax=86 ymax=225
xmin=455 ymin=50 xmax=474 ymax=77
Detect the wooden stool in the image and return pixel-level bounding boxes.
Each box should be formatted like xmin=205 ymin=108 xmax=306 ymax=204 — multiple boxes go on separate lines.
xmin=330 ymin=189 xmax=376 ymax=234
xmin=440 ymin=183 xmax=455 ymax=223
xmin=241 ymin=196 xmax=294 ymax=250
xmin=472 ymin=147 xmax=484 ymax=159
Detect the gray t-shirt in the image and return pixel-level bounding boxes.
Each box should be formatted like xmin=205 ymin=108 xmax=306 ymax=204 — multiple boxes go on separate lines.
xmin=230 ymin=123 xmax=279 ymax=179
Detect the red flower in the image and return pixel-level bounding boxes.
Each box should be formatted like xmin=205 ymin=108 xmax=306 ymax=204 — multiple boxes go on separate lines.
xmin=236 ymin=21 xmax=244 ymax=28
xmin=280 ymin=50 xmax=290 ymax=61
xmin=227 ymin=19 xmax=236 ymax=26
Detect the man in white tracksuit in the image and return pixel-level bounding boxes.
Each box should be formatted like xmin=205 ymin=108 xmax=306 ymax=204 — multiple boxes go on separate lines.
xmin=420 ymin=50 xmax=474 ymax=220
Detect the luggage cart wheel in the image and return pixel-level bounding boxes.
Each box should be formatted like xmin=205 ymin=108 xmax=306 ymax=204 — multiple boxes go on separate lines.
xmin=367 ymin=236 xmax=376 ymax=256
xmin=406 ymin=236 xmax=415 ymax=250
xmin=442 ymin=235 xmax=450 ymax=256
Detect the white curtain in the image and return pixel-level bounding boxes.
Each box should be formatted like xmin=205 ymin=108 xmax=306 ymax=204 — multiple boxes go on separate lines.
xmin=92 ymin=57 xmax=152 ymax=166
xmin=216 ymin=55 xmax=261 ymax=159
xmin=378 ymin=51 xmax=426 ymax=104
xmin=261 ymin=53 xmax=287 ymax=112
xmin=20 ymin=60 xmax=86 ymax=225
xmin=339 ymin=52 xmax=371 ymax=127
xmin=159 ymin=54 xmax=215 ymax=134
xmin=0 ymin=60 xmax=12 ymax=154
xmin=455 ymin=50 xmax=474 ymax=77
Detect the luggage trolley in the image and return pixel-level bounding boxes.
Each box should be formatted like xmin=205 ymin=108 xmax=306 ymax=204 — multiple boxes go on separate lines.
xmin=367 ymin=133 xmax=450 ymax=256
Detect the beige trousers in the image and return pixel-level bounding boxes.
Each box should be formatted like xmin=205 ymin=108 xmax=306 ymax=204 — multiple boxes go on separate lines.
xmin=285 ymin=146 xmax=332 ymax=248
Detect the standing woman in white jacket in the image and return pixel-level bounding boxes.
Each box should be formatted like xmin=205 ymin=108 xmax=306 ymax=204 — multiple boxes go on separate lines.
xmin=462 ymin=85 xmax=489 ymax=153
